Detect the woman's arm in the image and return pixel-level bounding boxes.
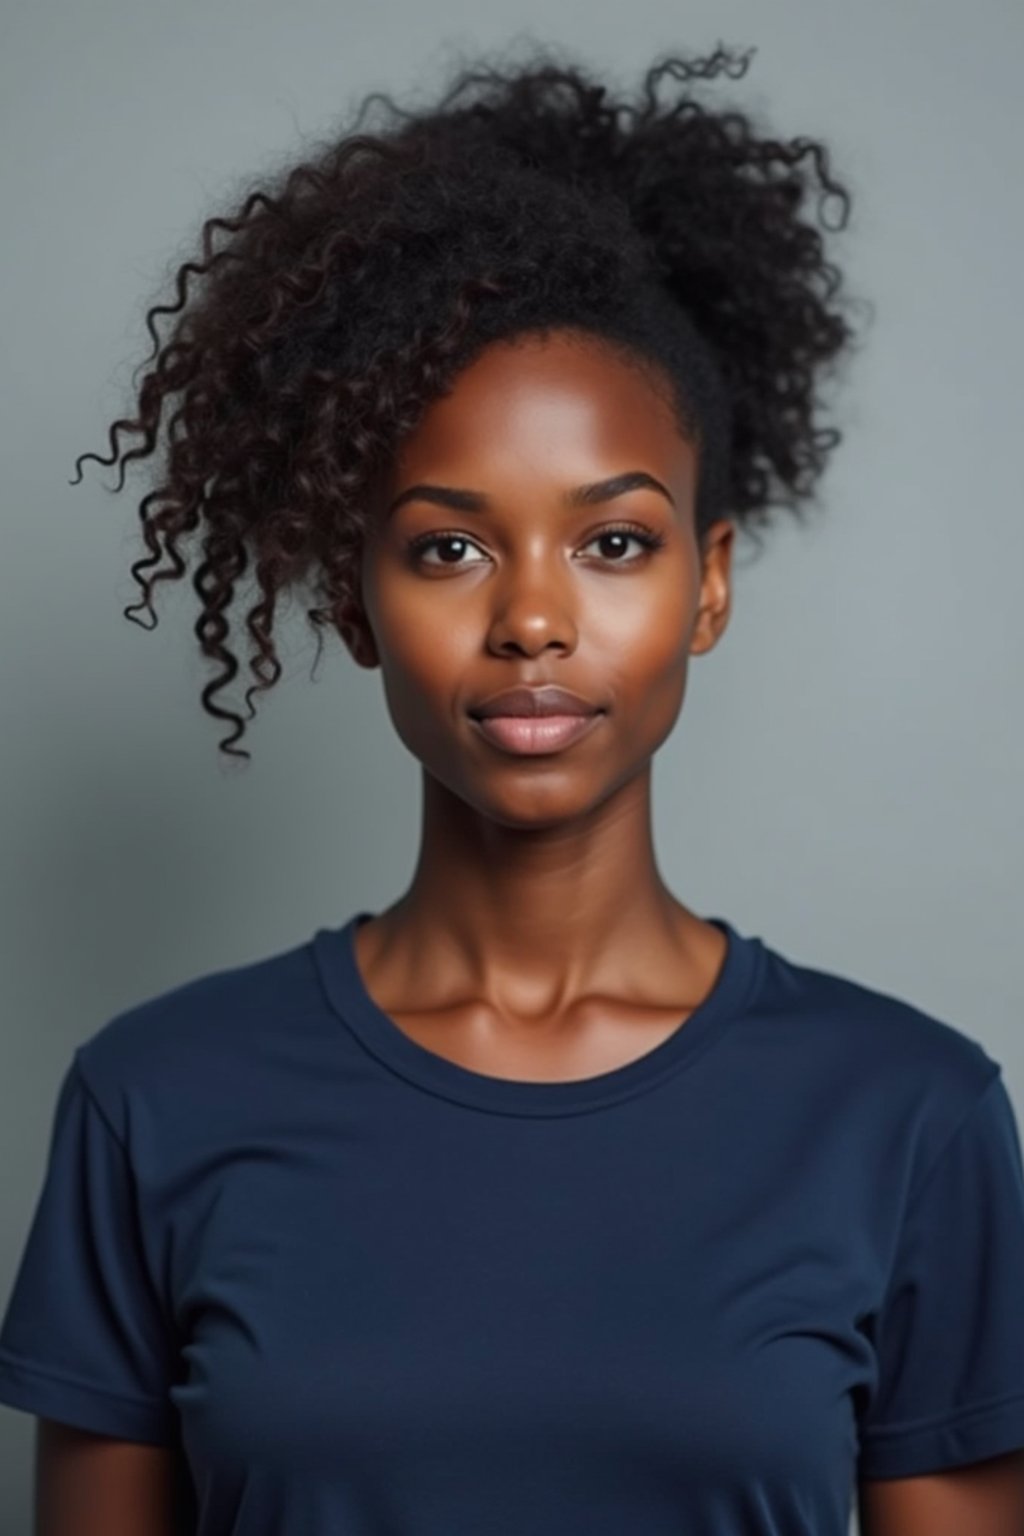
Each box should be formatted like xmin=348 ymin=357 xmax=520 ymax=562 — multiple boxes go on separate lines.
xmin=858 ymin=1449 xmax=1024 ymax=1536
xmin=34 ymin=1419 xmax=190 ymax=1536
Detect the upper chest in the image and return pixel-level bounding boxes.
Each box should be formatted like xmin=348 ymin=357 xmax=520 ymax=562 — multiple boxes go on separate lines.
xmin=354 ymin=916 xmax=728 ymax=1082
xmin=383 ymin=1002 xmax=698 ymax=1081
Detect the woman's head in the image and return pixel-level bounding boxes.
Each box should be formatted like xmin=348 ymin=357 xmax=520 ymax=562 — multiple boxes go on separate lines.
xmin=75 ymin=42 xmax=863 ymax=763
xmin=351 ymin=325 xmax=731 ymax=831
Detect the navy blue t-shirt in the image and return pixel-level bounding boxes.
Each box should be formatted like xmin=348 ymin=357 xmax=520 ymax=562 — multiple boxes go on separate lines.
xmin=3 ymin=911 xmax=1024 ymax=1534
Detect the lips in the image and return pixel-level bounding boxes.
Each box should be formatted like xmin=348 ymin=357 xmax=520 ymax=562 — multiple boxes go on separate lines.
xmin=470 ymin=685 xmax=601 ymax=719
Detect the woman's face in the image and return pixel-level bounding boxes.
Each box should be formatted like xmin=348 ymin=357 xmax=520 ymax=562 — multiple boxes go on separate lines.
xmin=343 ymin=329 xmax=733 ymax=830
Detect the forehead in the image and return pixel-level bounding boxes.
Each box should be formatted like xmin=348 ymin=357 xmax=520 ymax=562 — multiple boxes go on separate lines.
xmin=391 ymin=331 xmax=696 ymax=485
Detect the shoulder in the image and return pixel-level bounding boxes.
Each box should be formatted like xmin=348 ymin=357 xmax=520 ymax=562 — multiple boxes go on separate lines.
xmin=72 ymin=932 xmax=322 ymax=1139
xmin=750 ymin=932 xmax=1002 ymax=1168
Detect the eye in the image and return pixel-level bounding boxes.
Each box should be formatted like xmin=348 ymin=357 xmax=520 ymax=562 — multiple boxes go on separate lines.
xmin=579 ymin=523 xmax=666 ymax=562
xmin=405 ymin=522 xmax=666 ymax=569
xmin=406 ymin=532 xmax=489 ymax=568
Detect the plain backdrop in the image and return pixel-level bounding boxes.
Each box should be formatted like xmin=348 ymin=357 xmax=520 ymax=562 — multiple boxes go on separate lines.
xmin=1 ymin=1 xmax=1022 ymax=1531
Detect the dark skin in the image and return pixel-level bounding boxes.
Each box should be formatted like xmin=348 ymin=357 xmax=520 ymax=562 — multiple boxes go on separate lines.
xmin=339 ymin=329 xmax=735 ymax=1081
xmin=33 ymin=330 xmax=1023 ymax=1532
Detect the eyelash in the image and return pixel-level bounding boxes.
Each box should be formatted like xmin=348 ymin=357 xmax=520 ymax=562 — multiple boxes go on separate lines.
xmin=405 ymin=521 xmax=667 ymax=569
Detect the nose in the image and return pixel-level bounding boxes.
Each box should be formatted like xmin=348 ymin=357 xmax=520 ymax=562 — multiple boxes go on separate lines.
xmin=484 ymin=554 xmax=578 ymax=657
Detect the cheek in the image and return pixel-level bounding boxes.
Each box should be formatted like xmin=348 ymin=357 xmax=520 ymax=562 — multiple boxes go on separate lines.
xmin=373 ymin=580 xmax=472 ymax=685
xmin=582 ymin=584 xmax=694 ymax=757
xmin=371 ymin=590 xmax=479 ymax=751
xmin=582 ymin=579 xmax=692 ymax=686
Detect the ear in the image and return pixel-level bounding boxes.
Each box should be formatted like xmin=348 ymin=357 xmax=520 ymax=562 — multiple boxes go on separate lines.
xmin=333 ymin=598 xmax=380 ymax=670
xmin=689 ymin=520 xmax=734 ymax=657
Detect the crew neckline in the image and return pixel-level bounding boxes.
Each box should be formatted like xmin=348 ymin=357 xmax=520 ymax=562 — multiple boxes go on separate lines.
xmin=310 ymin=912 xmax=764 ymax=1117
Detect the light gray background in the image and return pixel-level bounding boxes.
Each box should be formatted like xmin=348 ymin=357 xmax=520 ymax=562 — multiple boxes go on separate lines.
xmin=1 ymin=2 xmax=1021 ymax=1530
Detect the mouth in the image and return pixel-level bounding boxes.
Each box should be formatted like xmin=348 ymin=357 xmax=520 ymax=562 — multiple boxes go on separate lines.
xmin=469 ymin=684 xmax=601 ymax=719
xmin=470 ymin=711 xmax=604 ymax=756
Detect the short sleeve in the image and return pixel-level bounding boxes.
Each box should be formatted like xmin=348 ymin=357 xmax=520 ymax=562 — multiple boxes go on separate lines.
xmin=0 ymin=1052 xmax=179 ymax=1443
xmin=858 ymin=1069 xmax=1024 ymax=1478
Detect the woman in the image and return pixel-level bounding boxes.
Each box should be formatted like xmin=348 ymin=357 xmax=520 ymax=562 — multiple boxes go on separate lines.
xmin=1 ymin=43 xmax=1023 ymax=1536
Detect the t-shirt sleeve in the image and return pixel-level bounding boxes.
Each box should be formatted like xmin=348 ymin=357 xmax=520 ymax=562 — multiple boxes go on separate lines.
xmin=0 ymin=1051 xmax=179 ymax=1444
xmin=857 ymin=1068 xmax=1024 ymax=1478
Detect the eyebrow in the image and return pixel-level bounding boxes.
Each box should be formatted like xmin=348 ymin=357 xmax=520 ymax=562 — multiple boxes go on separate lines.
xmin=386 ymin=469 xmax=676 ymax=519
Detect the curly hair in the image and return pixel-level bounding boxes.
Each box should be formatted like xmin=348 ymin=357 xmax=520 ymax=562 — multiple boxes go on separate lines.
xmin=73 ymin=40 xmax=866 ymax=763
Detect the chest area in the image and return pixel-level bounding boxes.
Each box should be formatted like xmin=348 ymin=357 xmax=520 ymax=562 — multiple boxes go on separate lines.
xmin=167 ymin=1109 xmax=878 ymax=1495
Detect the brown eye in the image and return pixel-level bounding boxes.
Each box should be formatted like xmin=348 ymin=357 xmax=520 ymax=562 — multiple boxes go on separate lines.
xmin=580 ymin=525 xmax=665 ymax=562
xmin=406 ymin=533 xmax=488 ymax=567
